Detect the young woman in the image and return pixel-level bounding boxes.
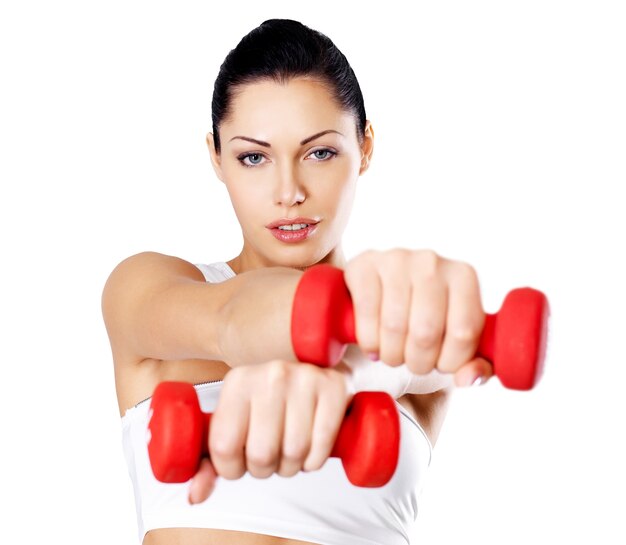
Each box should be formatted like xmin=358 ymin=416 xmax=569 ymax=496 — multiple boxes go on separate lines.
xmin=102 ymin=19 xmax=492 ymax=545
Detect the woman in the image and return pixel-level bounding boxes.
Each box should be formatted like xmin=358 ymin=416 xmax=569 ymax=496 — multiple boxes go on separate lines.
xmin=102 ymin=18 xmax=492 ymax=545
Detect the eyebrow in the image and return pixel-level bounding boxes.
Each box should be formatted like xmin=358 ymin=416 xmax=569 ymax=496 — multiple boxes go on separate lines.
xmin=229 ymin=129 xmax=344 ymax=148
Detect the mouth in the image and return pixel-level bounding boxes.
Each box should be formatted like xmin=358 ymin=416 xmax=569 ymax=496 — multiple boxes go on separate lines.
xmin=267 ymin=219 xmax=320 ymax=243
xmin=266 ymin=217 xmax=321 ymax=230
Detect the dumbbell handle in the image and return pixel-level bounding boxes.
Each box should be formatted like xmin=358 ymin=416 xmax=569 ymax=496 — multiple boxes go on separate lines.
xmin=291 ymin=264 xmax=550 ymax=390
xmin=148 ymin=382 xmax=399 ymax=487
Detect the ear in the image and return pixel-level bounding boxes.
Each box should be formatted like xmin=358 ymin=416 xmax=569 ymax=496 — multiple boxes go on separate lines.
xmin=359 ymin=120 xmax=374 ymax=175
xmin=206 ymin=132 xmax=225 ymax=183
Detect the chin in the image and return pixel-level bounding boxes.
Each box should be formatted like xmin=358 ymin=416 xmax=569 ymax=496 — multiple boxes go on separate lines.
xmin=270 ymin=251 xmax=323 ymax=271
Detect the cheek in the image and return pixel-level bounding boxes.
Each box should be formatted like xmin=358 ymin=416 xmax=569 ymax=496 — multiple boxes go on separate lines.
xmin=225 ymin=185 xmax=259 ymax=222
xmin=223 ymin=173 xmax=263 ymax=213
xmin=321 ymin=164 xmax=358 ymax=209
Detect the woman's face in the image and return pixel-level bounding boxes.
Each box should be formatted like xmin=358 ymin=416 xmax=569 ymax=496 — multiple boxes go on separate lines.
xmin=206 ymin=76 xmax=374 ymax=272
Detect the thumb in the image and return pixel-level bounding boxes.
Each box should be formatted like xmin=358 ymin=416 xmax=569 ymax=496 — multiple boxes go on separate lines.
xmin=188 ymin=457 xmax=218 ymax=505
xmin=453 ymin=357 xmax=494 ymax=388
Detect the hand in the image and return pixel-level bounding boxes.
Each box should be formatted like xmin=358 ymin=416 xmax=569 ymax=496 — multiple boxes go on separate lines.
xmin=343 ymin=248 xmax=494 ymax=387
xmin=188 ymin=359 xmax=354 ymax=504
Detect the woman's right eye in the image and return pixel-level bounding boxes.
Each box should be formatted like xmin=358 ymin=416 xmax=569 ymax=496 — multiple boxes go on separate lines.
xmin=237 ymin=153 xmax=266 ymax=168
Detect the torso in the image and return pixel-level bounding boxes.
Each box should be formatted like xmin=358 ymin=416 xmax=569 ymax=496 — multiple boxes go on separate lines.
xmin=117 ymin=357 xmax=423 ymax=545
xmin=143 ymin=527 xmax=323 ymax=545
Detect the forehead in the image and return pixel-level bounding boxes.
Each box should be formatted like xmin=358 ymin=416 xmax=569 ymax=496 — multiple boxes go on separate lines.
xmin=222 ymin=77 xmax=354 ymax=137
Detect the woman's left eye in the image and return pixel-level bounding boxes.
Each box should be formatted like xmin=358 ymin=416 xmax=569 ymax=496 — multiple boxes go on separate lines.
xmin=310 ymin=149 xmax=336 ymax=160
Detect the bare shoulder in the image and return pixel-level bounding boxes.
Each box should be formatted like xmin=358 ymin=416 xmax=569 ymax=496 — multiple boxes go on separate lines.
xmin=101 ymin=251 xmax=216 ymax=415
xmin=101 ymin=251 xmax=206 ymax=362
xmin=396 ymin=388 xmax=453 ymax=447
xmin=102 ymin=251 xmax=205 ymax=309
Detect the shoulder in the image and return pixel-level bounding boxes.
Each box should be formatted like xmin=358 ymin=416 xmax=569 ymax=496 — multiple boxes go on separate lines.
xmin=102 ymin=252 xmax=206 ymax=324
xmin=103 ymin=251 xmax=206 ymax=290
xmin=101 ymin=251 xmax=208 ymax=373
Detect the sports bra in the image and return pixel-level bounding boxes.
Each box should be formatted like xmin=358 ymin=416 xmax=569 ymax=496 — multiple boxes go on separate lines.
xmin=121 ymin=261 xmax=443 ymax=544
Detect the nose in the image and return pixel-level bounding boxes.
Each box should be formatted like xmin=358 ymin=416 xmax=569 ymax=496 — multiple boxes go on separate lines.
xmin=274 ymin=165 xmax=306 ymax=206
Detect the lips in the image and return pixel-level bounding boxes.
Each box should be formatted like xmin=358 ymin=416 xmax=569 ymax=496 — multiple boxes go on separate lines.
xmin=266 ymin=217 xmax=320 ymax=229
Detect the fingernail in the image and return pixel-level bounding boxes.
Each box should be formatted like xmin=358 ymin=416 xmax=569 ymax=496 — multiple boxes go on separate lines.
xmin=367 ymin=352 xmax=379 ymax=361
xmin=470 ymin=375 xmax=486 ymax=387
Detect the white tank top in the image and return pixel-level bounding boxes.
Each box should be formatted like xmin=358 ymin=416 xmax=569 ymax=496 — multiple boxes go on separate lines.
xmin=121 ymin=261 xmax=442 ymax=544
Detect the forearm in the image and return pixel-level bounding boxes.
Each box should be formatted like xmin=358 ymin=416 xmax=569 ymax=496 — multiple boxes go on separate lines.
xmin=102 ymin=252 xmax=303 ymax=365
xmin=218 ymin=266 xmax=303 ymax=367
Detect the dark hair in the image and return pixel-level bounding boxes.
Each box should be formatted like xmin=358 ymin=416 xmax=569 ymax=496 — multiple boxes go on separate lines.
xmin=211 ymin=19 xmax=367 ymax=154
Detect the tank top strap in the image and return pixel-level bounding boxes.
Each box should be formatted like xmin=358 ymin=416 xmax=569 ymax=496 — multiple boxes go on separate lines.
xmin=195 ymin=262 xmax=236 ymax=283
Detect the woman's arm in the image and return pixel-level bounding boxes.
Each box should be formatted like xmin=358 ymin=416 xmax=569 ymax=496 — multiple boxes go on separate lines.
xmin=101 ymin=251 xmax=304 ymax=367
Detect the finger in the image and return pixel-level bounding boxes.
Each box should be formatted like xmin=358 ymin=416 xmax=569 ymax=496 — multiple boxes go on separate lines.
xmin=453 ymin=357 xmax=494 ymax=387
xmin=303 ymin=378 xmax=350 ymax=472
xmin=188 ymin=457 xmax=218 ymax=505
xmin=437 ymin=263 xmax=485 ymax=374
xmin=378 ymin=267 xmax=412 ymax=366
xmin=404 ymin=274 xmax=447 ymax=374
xmin=278 ymin=367 xmax=317 ymax=477
xmin=345 ymin=262 xmax=382 ymax=358
xmin=245 ymin=363 xmax=286 ymax=479
xmin=208 ymin=374 xmax=250 ymax=480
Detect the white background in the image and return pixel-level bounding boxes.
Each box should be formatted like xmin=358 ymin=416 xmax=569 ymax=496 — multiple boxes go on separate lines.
xmin=1 ymin=1 xmax=624 ymax=543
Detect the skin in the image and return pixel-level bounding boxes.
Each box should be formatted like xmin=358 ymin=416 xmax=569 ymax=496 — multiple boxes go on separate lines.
xmin=208 ymin=77 xmax=366 ymax=274
xmin=119 ymin=76 xmax=493 ymax=545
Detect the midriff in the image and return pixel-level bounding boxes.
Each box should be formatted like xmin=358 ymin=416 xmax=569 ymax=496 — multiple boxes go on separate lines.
xmin=143 ymin=527 xmax=321 ymax=545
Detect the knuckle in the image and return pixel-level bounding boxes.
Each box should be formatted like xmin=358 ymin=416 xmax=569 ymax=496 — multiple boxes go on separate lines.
xmin=266 ymin=359 xmax=290 ymax=384
xmin=277 ymin=464 xmax=300 ymax=478
xmin=456 ymin=260 xmax=479 ymax=283
xmin=360 ymin=248 xmax=381 ymax=262
xmin=413 ymin=249 xmax=441 ymax=277
xmin=247 ymin=445 xmax=278 ymax=469
xmin=410 ymin=323 xmax=441 ymax=348
xmin=417 ymin=248 xmax=440 ymax=263
xmin=405 ymin=353 xmax=434 ymax=374
xmin=282 ymin=439 xmax=309 ymax=462
xmin=223 ymin=365 xmax=245 ymax=386
xmin=449 ymin=323 xmax=481 ymax=344
xmin=296 ymin=363 xmax=319 ymax=383
xmin=304 ymin=457 xmax=323 ymax=472
xmin=345 ymin=250 xmax=378 ymax=276
xmin=210 ymin=437 xmax=238 ymax=460
xmin=381 ymin=351 xmax=405 ymax=367
xmin=382 ymin=323 xmax=408 ymax=337
xmin=378 ymin=249 xmax=410 ymax=275
xmin=219 ymin=467 xmax=244 ymax=480
xmin=386 ymin=247 xmax=411 ymax=262
xmin=381 ymin=315 xmax=408 ymax=336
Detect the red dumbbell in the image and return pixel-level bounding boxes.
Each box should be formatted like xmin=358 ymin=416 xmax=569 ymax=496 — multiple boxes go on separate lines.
xmin=147 ymin=381 xmax=400 ymax=487
xmin=291 ymin=264 xmax=550 ymax=390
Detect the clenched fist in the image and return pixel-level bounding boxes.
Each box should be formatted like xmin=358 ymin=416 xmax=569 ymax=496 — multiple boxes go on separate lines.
xmin=188 ymin=359 xmax=354 ymax=504
xmin=343 ymin=249 xmax=494 ymax=387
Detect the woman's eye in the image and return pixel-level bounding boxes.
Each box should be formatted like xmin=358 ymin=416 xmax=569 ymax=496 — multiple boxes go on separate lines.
xmin=237 ymin=148 xmax=336 ymax=168
xmin=311 ymin=149 xmax=335 ymax=160
xmin=238 ymin=153 xmax=265 ymax=167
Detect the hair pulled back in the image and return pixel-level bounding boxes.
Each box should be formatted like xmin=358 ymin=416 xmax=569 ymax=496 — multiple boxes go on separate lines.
xmin=211 ymin=19 xmax=367 ymax=154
